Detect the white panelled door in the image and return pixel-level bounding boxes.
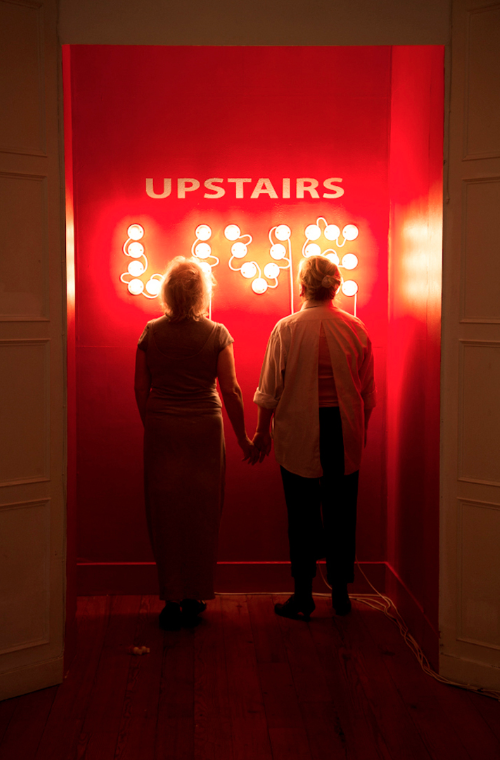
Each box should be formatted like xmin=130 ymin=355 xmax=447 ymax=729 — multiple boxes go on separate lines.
xmin=440 ymin=0 xmax=500 ymax=688
xmin=0 ymin=0 xmax=66 ymax=699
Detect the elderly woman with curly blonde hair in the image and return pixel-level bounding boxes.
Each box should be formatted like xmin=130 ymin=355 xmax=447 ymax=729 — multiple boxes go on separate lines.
xmin=253 ymin=255 xmax=376 ymax=620
xmin=135 ymin=257 xmax=255 ymax=630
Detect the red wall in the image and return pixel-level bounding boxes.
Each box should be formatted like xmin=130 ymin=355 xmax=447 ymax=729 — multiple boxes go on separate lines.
xmin=386 ymin=46 xmax=443 ymax=664
xmin=66 ymin=46 xmax=390 ymax=576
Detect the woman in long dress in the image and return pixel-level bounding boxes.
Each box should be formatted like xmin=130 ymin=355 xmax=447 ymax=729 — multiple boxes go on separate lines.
xmin=253 ymin=255 xmax=376 ymax=619
xmin=134 ymin=256 xmax=255 ymax=630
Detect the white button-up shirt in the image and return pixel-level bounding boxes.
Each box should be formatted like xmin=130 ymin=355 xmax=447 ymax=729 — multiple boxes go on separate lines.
xmin=253 ymin=300 xmax=376 ymax=477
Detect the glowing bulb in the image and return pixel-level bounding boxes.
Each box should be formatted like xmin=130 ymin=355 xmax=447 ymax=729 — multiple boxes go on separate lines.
xmin=325 ymin=253 xmax=340 ymax=266
xmin=128 ymin=279 xmax=144 ymax=295
xmin=270 ymin=244 xmax=286 ymax=260
xmin=224 ymin=224 xmax=241 ymax=241
xmin=195 ymin=224 xmax=212 ymax=241
xmin=305 ymin=224 xmax=321 ymax=240
xmin=324 ymin=224 xmax=340 ymax=241
xmin=252 ymin=278 xmax=268 ymax=294
xmin=127 ymin=224 xmax=144 ymax=241
xmin=231 ymin=242 xmax=247 ymax=258
xmin=197 ymin=261 xmax=212 ymax=274
xmin=128 ymin=260 xmax=145 ymax=276
xmin=195 ymin=242 xmax=211 ymax=259
xmin=304 ymin=243 xmax=321 ymax=257
xmin=264 ymin=263 xmax=280 ymax=279
xmin=342 ymin=280 xmax=358 ymax=297
xmin=275 ymin=225 xmax=291 ymax=241
xmin=145 ymin=278 xmax=161 ymax=296
xmin=342 ymin=253 xmax=358 ymax=270
xmin=241 ymin=262 xmax=257 ymax=279
xmin=342 ymin=224 xmax=359 ymax=241
xmin=127 ymin=242 xmax=144 ymax=258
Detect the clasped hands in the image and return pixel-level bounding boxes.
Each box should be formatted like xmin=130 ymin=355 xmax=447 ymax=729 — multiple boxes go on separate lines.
xmin=238 ymin=430 xmax=272 ymax=465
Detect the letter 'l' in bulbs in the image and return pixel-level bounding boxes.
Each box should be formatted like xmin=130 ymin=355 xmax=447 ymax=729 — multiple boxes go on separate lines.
xmin=127 ymin=224 xmax=144 ymax=241
xmin=128 ymin=279 xmax=144 ymax=295
xmin=195 ymin=224 xmax=212 ymax=241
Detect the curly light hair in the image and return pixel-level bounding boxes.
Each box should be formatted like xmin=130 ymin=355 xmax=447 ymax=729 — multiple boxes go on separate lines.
xmin=160 ymin=257 xmax=214 ymax=321
xmin=298 ymin=255 xmax=341 ymax=301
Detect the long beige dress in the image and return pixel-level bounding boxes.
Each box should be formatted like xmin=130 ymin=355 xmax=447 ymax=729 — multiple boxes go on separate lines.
xmin=138 ymin=315 xmax=233 ymax=601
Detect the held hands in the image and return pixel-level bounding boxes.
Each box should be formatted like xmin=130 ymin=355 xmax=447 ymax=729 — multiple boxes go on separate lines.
xmin=238 ymin=435 xmax=260 ymax=465
xmin=252 ymin=430 xmax=272 ymax=463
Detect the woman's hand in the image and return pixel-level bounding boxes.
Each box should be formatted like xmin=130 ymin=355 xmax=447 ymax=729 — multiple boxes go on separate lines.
xmin=252 ymin=431 xmax=272 ymax=463
xmin=238 ymin=435 xmax=260 ymax=465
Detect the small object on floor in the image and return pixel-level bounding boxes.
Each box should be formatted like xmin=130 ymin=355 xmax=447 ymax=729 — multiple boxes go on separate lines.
xmin=131 ymin=645 xmax=150 ymax=655
xmin=159 ymin=601 xmax=182 ymax=631
xmin=181 ymin=599 xmax=207 ymax=627
xmin=331 ymin=584 xmax=352 ymax=616
xmin=274 ymin=594 xmax=315 ymax=621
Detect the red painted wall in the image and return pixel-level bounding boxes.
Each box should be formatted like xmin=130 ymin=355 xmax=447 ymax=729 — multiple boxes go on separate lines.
xmin=67 ymin=46 xmax=390 ymax=575
xmin=387 ymin=46 xmax=443 ymax=664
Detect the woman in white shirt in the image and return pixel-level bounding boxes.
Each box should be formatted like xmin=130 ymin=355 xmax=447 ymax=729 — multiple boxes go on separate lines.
xmin=253 ymin=255 xmax=376 ymax=619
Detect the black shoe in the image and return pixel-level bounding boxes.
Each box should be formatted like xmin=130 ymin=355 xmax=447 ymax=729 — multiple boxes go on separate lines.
xmin=159 ymin=602 xmax=182 ymax=631
xmin=274 ymin=594 xmax=315 ymax=621
xmin=331 ymin=585 xmax=351 ymax=616
xmin=180 ymin=599 xmax=206 ymax=627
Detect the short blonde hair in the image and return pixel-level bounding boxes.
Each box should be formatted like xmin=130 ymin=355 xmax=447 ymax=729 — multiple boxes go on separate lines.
xmin=160 ymin=257 xmax=213 ymax=321
xmin=298 ymin=255 xmax=341 ymax=301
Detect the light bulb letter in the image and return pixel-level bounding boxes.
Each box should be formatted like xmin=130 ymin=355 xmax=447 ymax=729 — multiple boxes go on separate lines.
xmin=250 ymin=178 xmax=278 ymax=199
xmin=204 ymin=178 xmax=225 ymax=199
xmin=296 ymin=178 xmax=319 ymax=199
xmin=146 ymin=178 xmax=172 ymax=199
xmin=228 ymin=178 xmax=252 ymax=199
xmin=177 ymin=178 xmax=201 ymax=198
xmin=323 ymin=178 xmax=344 ymax=199
xmin=282 ymin=178 xmax=291 ymax=199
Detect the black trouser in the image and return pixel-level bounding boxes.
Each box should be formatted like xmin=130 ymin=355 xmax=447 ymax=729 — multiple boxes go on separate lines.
xmin=280 ymin=407 xmax=359 ymax=586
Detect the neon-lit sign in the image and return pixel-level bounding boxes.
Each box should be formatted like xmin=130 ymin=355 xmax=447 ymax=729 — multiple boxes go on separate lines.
xmin=145 ymin=177 xmax=345 ymax=200
xmin=119 ymin=219 xmax=361 ymax=315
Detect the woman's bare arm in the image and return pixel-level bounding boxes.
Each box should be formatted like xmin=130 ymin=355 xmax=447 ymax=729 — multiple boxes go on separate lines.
xmin=134 ymin=348 xmax=152 ymax=426
xmin=217 ymin=345 xmax=256 ymax=463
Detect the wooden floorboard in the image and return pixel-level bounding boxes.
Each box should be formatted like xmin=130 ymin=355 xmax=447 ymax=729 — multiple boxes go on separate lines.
xmin=0 ymin=593 xmax=499 ymax=760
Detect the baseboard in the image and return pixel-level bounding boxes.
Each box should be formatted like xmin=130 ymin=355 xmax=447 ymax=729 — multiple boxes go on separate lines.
xmin=384 ymin=563 xmax=440 ymax=671
xmin=76 ymin=560 xmax=387 ymax=596
xmin=0 ymin=656 xmax=63 ymax=701
xmin=439 ymin=652 xmax=500 ymax=691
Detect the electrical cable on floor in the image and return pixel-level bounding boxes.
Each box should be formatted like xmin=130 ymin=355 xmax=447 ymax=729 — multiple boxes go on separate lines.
xmin=315 ymin=560 xmax=500 ymax=703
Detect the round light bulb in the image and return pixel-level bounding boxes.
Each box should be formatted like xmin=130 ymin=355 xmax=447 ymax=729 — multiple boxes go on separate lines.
xmin=195 ymin=242 xmax=211 ymax=259
xmin=128 ymin=279 xmax=144 ymax=295
xmin=275 ymin=225 xmax=291 ymax=241
xmin=305 ymin=224 xmax=321 ymax=240
xmin=127 ymin=242 xmax=144 ymax=258
xmin=342 ymin=224 xmax=359 ymax=241
xmin=325 ymin=253 xmax=340 ymax=266
xmin=342 ymin=280 xmax=358 ymax=297
xmin=195 ymin=224 xmax=212 ymax=241
xmin=264 ymin=263 xmax=280 ymax=279
xmin=127 ymin=224 xmax=144 ymax=241
xmin=270 ymin=244 xmax=287 ymax=260
xmin=304 ymin=243 xmax=321 ymax=257
xmin=252 ymin=278 xmax=268 ymax=294
xmin=324 ymin=224 xmax=340 ymax=241
xmin=145 ymin=278 xmax=161 ymax=296
xmin=231 ymin=242 xmax=247 ymax=258
xmin=342 ymin=253 xmax=358 ymax=270
xmin=197 ymin=261 xmax=212 ymax=274
xmin=224 ymin=224 xmax=241 ymax=241
xmin=241 ymin=262 xmax=257 ymax=279
xmin=128 ymin=260 xmax=145 ymax=276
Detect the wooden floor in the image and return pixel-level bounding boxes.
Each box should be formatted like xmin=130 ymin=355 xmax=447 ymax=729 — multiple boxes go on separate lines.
xmin=1 ymin=595 xmax=500 ymax=760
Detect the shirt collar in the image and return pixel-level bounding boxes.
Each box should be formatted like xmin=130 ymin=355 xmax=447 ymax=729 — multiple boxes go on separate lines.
xmin=300 ymin=299 xmax=337 ymax=311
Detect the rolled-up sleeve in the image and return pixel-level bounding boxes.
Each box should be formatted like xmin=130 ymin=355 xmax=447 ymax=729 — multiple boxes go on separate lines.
xmin=359 ymin=337 xmax=377 ymax=409
xmin=253 ymin=326 xmax=286 ymax=409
